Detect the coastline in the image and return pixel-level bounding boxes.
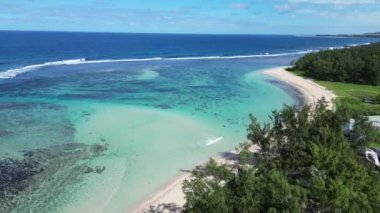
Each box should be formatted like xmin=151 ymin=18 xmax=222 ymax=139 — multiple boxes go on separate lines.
xmin=131 ymin=66 xmax=336 ymax=213
xmin=263 ymin=67 xmax=336 ymax=109
xmin=131 ymin=144 xmax=260 ymax=212
xmin=131 ymin=145 xmax=260 ymax=212
xmin=265 ymin=78 xmax=306 ymax=108
xmin=131 ymin=173 xmax=189 ymax=212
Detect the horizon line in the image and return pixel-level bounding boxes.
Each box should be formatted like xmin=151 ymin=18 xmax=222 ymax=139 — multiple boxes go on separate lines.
xmin=0 ymin=29 xmax=318 ymax=37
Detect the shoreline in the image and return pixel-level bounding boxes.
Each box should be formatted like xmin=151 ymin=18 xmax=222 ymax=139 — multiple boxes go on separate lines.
xmin=131 ymin=66 xmax=336 ymax=213
xmin=263 ymin=67 xmax=336 ymax=109
xmin=131 ymin=144 xmax=260 ymax=212
xmin=265 ymin=78 xmax=307 ymax=108
xmin=131 ymin=146 xmax=260 ymax=212
xmin=131 ymin=173 xmax=189 ymax=212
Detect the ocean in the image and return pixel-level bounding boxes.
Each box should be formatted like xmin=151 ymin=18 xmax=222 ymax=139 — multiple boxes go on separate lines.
xmin=0 ymin=31 xmax=378 ymax=212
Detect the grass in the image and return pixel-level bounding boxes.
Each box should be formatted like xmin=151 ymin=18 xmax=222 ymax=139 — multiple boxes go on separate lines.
xmin=287 ymin=69 xmax=380 ymax=148
xmin=313 ymin=78 xmax=380 ymax=148
xmin=313 ymin=77 xmax=380 ymax=148
xmin=315 ymin=81 xmax=380 ymax=98
xmin=369 ymin=142 xmax=380 ymax=149
xmin=316 ymin=81 xmax=380 ymax=115
xmin=287 ymin=69 xmax=380 ymax=115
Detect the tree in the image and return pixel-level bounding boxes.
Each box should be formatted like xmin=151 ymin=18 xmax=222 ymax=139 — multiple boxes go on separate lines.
xmin=291 ymin=43 xmax=380 ymax=85
xmin=183 ymin=101 xmax=380 ymax=212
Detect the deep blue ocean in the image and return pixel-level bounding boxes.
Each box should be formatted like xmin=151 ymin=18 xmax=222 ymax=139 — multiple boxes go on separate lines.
xmin=0 ymin=31 xmax=379 ymax=213
xmin=1 ymin=31 xmax=379 ymax=71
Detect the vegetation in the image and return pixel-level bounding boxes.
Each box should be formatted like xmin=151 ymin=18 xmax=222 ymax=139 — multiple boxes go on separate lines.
xmin=183 ymin=100 xmax=380 ymax=212
xmin=317 ymin=32 xmax=380 ymax=38
xmin=182 ymin=44 xmax=380 ymax=212
xmin=289 ymin=43 xmax=380 ymax=85
xmin=288 ymin=43 xmax=380 ymax=115
xmin=317 ymin=80 xmax=380 ymax=116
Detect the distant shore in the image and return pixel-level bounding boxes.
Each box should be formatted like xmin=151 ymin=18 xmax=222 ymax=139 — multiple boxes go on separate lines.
xmin=132 ymin=66 xmax=336 ymax=213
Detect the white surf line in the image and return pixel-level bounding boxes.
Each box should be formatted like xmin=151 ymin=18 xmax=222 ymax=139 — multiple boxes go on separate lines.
xmin=0 ymin=42 xmax=373 ymax=79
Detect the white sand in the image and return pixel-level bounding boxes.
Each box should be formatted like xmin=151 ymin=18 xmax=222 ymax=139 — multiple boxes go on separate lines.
xmin=131 ymin=173 xmax=189 ymax=212
xmin=132 ymin=66 xmax=336 ymax=212
xmin=73 ymin=104 xmax=237 ymax=212
xmin=131 ymin=144 xmax=259 ymax=213
xmin=263 ymin=67 xmax=336 ymax=109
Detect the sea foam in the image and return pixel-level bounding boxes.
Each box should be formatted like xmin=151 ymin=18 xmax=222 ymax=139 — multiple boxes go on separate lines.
xmin=0 ymin=58 xmax=86 ymax=79
xmin=0 ymin=58 xmax=162 ymax=79
xmin=0 ymin=43 xmax=370 ymax=79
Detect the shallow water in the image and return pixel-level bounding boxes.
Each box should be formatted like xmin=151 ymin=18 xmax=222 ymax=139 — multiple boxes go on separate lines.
xmin=1 ymin=32 xmax=379 ymax=212
xmin=0 ymin=57 xmax=297 ymax=212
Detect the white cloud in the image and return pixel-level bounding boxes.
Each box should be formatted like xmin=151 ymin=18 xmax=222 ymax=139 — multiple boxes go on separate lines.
xmin=231 ymin=3 xmax=249 ymax=10
xmin=275 ymin=3 xmax=297 ymax=12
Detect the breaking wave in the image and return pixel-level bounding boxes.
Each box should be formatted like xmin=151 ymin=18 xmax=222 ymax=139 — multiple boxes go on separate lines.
xmin=0 ymin=43 xmax=372 ymax=79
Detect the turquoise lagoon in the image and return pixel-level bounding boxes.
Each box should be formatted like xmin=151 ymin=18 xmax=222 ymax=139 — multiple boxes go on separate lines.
xmin=0 ymin=57 xmax=302 ymax=212
xmin=2 ymin=32 xmax=380 ymax=212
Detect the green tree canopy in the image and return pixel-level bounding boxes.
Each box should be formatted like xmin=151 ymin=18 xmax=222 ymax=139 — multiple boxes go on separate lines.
xmin=183 ymin=100 xmax=380 ymax=212
xmin=290 ymin=43 xmax=380 ymax=85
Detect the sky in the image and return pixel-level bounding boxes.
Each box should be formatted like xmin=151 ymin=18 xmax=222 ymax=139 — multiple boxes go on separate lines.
xmin=0 ymin=0 xmax=379 ymax=34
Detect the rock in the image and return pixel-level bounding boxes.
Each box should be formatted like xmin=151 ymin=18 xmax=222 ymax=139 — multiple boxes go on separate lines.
xmin=88 ymin=144 xmax=109 ymax=155
xmin=83 ymin=166 xmax=95 ymax=174
xmin=94 ymin=166 xmax=106 ymax=174
xmin=154 ymin=104 xmax=172 ymax=109
xmin=0 ymin=142 xmax=109 ymax=212
xmin=0 ymin=129 xmax=12 ymax=137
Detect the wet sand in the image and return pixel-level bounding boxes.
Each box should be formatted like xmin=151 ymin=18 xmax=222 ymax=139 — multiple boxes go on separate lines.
xmin=263 ymin=67 xmax=336 ymax=109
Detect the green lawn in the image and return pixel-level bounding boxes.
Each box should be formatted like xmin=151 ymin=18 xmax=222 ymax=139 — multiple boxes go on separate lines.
xmin=316 ymin=81 xmax=380 ymax=115
xmin=370 ymin=142 xmax=380 ymax=149
xmin=286 ymin=67 xmax=380 ymax=147
xmin=315 ymin=80 xmax=380 ymax=148
xmin=287 ymin=69 xmax=380 ymax=115
xmin=316 ymin=81 xmax=380 ymax=98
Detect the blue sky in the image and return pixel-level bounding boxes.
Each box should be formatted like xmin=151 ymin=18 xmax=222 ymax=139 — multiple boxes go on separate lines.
xmin=0 ymin=0 xmax=379 ymax=34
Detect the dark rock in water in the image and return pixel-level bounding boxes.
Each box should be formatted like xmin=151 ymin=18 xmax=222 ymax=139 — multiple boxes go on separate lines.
xmin=154 ymin=104 xmax=172 ymax=109
xmin=0 ymin=158 xmax=43 ymax=211
xmin=94 ymin=166 xmax=106 ymax=174
xmin=0 ymin=142 xmax=109 ymax=213
xmin=83 ymin=165 xmax=106 ymax=174
xmin=154 ymin=87 xmax=178 ymax=93
xmin=83 ymin=166 xmax=95 ymax=174
xmin=0 ymin=102 xmax=66 ymax=111
xmin=59 ymin=93 xmax=113 ymax=100
xmin=88 ymin=144 xmax=109 ymax=156
xmin=0 ymin=129 xmax=12 ymax=137
xmin=0 ymin=158 xmax=41 ymax=188
xmin=82 ymin=111 xmax=91 ymax=116
xmin=59 ymin=142 xmax=87 ymax=151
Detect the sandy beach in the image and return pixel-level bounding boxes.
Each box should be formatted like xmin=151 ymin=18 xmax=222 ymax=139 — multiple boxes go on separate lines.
xmin=131 ymin=174 xmax=189 ymax=212
xmin=132 ymin=144 xmax=259 ymax=213
xmin=263 ymin=67 xmax=336 ymax=109
xmin=132 ymin=66 xmax=336 ymax=213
